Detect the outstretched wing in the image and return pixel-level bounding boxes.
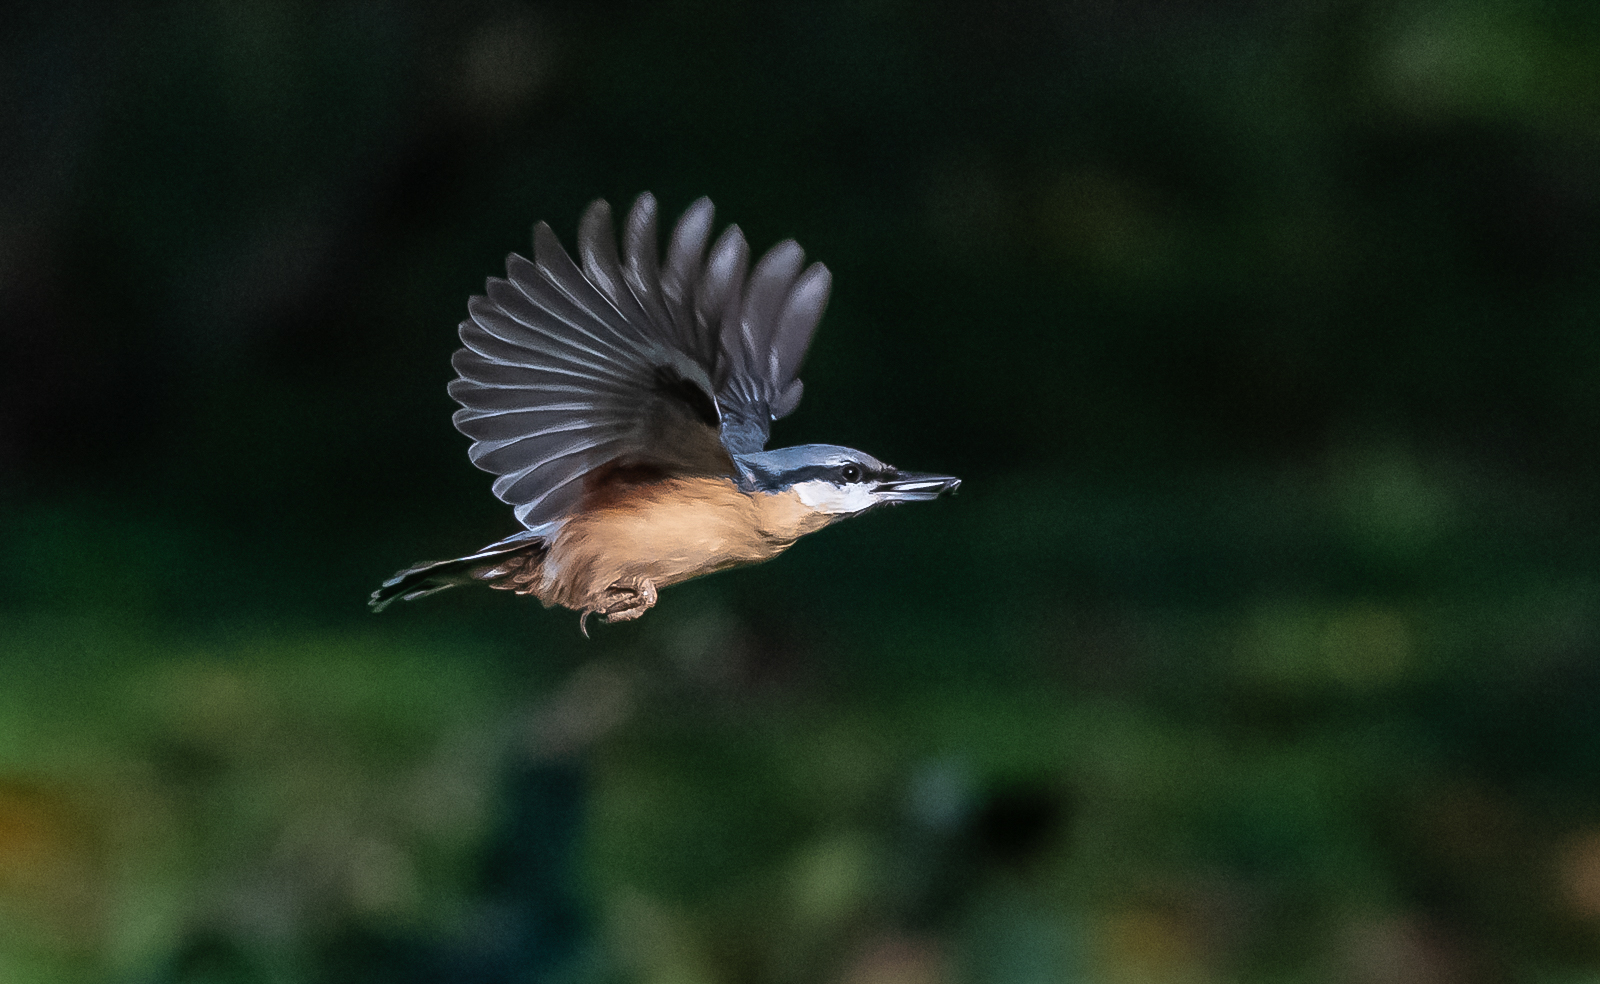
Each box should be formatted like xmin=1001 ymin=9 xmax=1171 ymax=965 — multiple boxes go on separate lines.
xmin=448 ymin=193 xmax=831 ymax=528
xmin=450 ymin=194 xmax=727 ymax=528
xmin=703 ymin=217 xmax=831 ymax=454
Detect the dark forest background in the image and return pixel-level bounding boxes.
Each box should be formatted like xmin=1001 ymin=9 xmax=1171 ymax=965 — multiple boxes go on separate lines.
xmin=3 ymin=1 xmax=1600 ymax=981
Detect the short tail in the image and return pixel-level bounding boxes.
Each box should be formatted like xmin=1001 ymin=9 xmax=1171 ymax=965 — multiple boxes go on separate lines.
xmin=369 ymin=531 xmax=546 ymax=612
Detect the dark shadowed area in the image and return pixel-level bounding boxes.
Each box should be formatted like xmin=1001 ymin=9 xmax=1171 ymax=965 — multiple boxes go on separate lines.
xmin=3 ymin=1 xmax=1600 ymax=981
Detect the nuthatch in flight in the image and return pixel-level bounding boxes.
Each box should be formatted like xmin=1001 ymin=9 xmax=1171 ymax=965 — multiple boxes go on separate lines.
xmin=372 ymin=194 xmax=960 ymax=632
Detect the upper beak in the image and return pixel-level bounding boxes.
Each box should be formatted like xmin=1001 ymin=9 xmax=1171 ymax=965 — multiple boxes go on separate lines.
xmin=873 ymin=469 xmax=962 ymax=503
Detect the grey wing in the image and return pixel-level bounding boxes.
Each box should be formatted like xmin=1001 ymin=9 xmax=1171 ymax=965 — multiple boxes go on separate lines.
xmin=449 ymin=194 xmax=734 ymax=528
xmin=694 ymin=219 xmax=832 ymax=455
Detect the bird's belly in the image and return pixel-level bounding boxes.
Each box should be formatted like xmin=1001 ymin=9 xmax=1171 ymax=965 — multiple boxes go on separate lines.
xmin=539 ymin=478 xmax=811 ymax=608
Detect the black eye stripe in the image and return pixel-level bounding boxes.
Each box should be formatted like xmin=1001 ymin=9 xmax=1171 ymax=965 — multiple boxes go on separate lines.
xmin=745 ymin=460 xmax=886 ymax=492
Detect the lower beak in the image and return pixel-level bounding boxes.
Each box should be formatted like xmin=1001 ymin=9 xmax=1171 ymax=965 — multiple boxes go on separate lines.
xmin=873 ymin=470 xmax=962 ymax=503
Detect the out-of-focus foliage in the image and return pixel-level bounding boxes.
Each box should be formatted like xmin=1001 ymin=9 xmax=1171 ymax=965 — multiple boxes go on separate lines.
xmin=3 ymin=1 xmax=1599 ymax=981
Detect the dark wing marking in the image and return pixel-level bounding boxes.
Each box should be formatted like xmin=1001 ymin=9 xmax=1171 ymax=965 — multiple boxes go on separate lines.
xmin=450 ymin=194 xmax=734 ymax=528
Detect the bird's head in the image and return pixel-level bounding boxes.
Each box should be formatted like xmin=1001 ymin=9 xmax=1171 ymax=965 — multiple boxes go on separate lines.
xmin=736 ymin=444 xmax=961 ymax=518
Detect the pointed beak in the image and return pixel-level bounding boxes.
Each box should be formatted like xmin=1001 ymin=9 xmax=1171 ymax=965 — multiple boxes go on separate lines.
xmin=872 ymin=469 xmax=962 ymax=504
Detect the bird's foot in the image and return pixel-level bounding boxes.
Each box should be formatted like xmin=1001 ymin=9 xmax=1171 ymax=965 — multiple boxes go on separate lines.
xmin=602 ymin=579 xmax=658 ymax=623
xmin=577 ymin=579 xmax=659 ymax=637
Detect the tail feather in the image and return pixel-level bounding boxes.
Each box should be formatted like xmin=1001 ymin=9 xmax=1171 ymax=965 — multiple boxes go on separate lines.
xmin=370 ymin=532 xmax=546 ymax=612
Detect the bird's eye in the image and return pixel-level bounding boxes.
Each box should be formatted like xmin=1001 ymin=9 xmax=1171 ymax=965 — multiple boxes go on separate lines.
xmin=840 ymin=465 xmax=862 ymax=483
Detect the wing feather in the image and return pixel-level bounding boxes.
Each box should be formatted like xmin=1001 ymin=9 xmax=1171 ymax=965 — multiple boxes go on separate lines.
xmin=773 ymin=263 xmax=831 ymax=387
xmin=447 ymin=193 xmax=831 ymax=527
xmin=697 ymin=225 xmax=750 ymax=342
xmin=621 ymin=194 xmax=675 ymax=338
xmin=711 ymin=236 xmax=831 ymax=451
xmin=453 ymin=407 xmax=608 ymax=442
xmin=463 ymin=307 xmax=627 ymax=381
xmin=448 ymin=379 xmax=599 ymax=408
xmin=532 ymin=224 xmax=642 ymax=344
xmin=481 ymin=281 xmax=632 ymax=367
xmin=504 ymin=256 xmax=645 ymax=364
xmin=578 ymin=200 xmax=655 ymax=333
xmin=662 ymin=198 xmax=715 ymax=339
xmin=738 ymin=241 xmax=805 ymax=378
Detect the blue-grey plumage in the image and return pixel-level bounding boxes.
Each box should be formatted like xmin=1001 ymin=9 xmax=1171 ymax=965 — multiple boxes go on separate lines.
xmin=371 ymin=194 xmax=959 ymax=632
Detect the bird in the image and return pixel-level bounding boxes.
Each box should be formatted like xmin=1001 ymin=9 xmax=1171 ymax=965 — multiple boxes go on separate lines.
xmin=370 ymin=193 xmax=960 ymax=633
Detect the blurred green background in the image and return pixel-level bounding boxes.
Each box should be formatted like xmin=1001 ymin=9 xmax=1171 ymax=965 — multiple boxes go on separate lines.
xmin=3 ymin=1 xmax=1600 ymax=981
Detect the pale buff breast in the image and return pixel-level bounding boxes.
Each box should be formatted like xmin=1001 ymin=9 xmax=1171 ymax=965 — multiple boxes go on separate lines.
xmin=536 ymin=477 xmax=832 ymax=610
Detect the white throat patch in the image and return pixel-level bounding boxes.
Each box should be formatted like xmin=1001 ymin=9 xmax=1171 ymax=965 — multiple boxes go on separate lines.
xmin=791 ymin=479 xmax=876 ymax=515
